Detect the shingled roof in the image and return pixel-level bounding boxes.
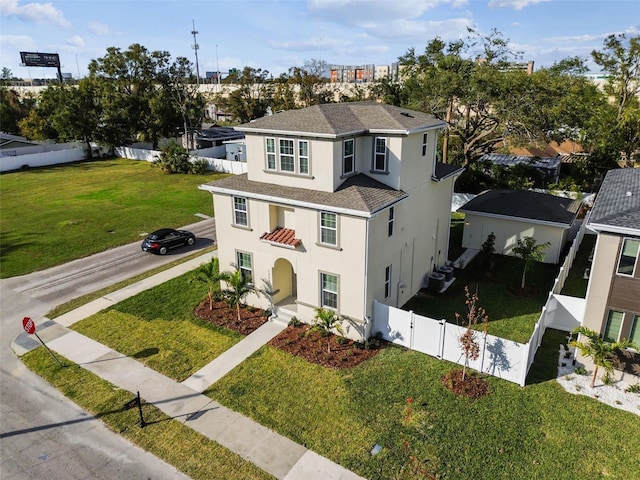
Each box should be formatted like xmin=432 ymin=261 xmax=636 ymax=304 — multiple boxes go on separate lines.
xmin=589 ymin=168 xmax=640 ymax=234
xmin=201 ymin=173 xmax=407 ymax=216
xmin=235 ymin=102 xmax=445 ymax=138
xmin=459 ymin=189 xmax=581 ymax=225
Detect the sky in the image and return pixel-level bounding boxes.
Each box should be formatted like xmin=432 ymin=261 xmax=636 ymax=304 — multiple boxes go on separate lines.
xmin=1 ymin=0 xmax=639 ymax=80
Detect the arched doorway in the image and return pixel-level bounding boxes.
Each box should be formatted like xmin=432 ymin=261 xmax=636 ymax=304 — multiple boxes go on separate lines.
xmin=272 ymin=258 xmax=296 ymax=311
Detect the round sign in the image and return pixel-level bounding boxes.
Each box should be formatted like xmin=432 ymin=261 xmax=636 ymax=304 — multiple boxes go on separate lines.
xmin=22 ymin=316 xmax=36 ymax=335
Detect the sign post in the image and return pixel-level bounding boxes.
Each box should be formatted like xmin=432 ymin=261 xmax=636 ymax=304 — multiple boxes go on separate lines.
xmin=123 ymin=391 xmax=146 ymax=428
xmin=22 ymin=317 xmax=63 ymax=367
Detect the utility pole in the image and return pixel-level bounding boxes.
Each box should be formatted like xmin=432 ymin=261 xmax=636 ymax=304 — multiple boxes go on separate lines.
xmin=191 ymin=20 xmax=200 ymax=85
xmin=216 ymin=44 xmax=220 ymax=86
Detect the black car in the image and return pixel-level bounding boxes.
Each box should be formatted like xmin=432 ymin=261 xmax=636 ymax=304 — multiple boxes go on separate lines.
xmin=141 ymin=228 xmax=196 ymax=255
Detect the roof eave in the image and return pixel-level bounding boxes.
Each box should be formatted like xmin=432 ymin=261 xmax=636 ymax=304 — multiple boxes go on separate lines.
xmin=458 ymin=209 xmax=575 ymax=228
xmin=587 ymin=222 xmax=640 ymax=237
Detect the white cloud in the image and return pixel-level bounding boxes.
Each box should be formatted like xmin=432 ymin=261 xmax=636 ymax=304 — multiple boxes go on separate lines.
xmin=488 ymin=0 xmax=550 ymax=10
xmin=0 ymin=34 xmax=36 ymax=49
xmin=66 ymin=35 xmax=84 ymax=47
xmin=363 ymin=18 xmax=474 ymax=41
xmin=88 ymin=21 xmax=112 ymax=36
xmin=0 ymin=0 xmax=70 ymax=27
xmin=268 ymin=37 xmax=353 ymax=52
xmin=308 ymin=0 xmax=467 ymax=23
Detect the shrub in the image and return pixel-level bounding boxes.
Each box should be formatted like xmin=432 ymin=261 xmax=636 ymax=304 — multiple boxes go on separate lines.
xmin=288 ymin=316 xmax=302 ymax=327
xmin=574 ymin=366 xmax=588 ymax=375
xmin=190 ymin=158 xmax=209 ymax=175
xmin=625 ymin=384 xmax=640 ymax=394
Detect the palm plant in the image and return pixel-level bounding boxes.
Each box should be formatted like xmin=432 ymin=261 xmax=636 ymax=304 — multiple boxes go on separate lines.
xmin=312 ymin=307 xmax=345 ymax=353
xmin=192 ymin=257 xmax=221 ymax=310
xmin=513 ymin=236 xmax=550 ymax=289
xmin=570 ymin=326 xmax=636 ymax=388
xmin=220 ymin=268 xmax=257 ymax=322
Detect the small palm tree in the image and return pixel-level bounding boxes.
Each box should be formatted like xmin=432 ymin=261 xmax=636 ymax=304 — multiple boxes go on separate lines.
xmin=193 ymin=257 xmax=221 ymax=310
xmin=220 ymin=268 xmax=258 ymax=322
xmin=312 ymin=307 xmax=345 ymax=353
xmin=513 ymin=236 xmax=550 ymax=289
xmin=570 ymin=326 xmax=636 ymax=388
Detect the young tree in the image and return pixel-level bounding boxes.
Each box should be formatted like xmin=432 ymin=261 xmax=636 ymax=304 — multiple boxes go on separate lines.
xmin=312 ymin=307 xmax=345 ymax=353
xmin=570 ymin=326 xmax=636 ymax=388
xmin=220 ymin=268 xmax=258 ymax=322
xmin=193 ymin=257 xmax=221 ymax=310
xmin=512 ymin=236 xmax=550 ymax=289
xmin=216 ymin=67 xmax=273 ymax=123
xmin=456 ymin=286 xmax=489 ymax=381
xmin=153 ymin=141 xmax=193 ymax=174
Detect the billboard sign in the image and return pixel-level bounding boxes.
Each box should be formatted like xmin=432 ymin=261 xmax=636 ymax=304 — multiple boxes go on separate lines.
xmin=20 ymin=52 xmax=60 ymax=68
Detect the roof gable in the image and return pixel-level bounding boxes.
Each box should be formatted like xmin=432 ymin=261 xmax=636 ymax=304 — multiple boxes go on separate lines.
xmin=589 ymin=168 xmax=640 ymax=233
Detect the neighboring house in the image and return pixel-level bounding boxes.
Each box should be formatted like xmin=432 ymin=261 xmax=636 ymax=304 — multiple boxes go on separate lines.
xmin=479 ymin=153 xmax=561 ymax=187
xmin=0 ymin=132 xmax=41 ymax=151
xmin=458 ymin=189 xmax=582 ymax=264
xmin=580 ymin=168 xmax=640 ymax=376
xmin=199 ymin=101 xmax=463 ymax=340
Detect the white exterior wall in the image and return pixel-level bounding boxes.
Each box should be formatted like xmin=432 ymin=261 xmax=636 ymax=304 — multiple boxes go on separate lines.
xmin=581 ymin=234 xmax=618 ymax=333
xmin=461 ymin=213 xmax=568 ymax=264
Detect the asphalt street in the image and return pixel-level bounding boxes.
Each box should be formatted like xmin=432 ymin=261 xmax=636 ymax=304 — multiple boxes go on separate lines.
xmin=1 ymin=218 xmax=216 ymax=479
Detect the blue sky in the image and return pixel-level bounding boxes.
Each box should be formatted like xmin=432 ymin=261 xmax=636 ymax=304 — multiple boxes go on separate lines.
xmin=1 ymin=0 xmax=638 ymax=80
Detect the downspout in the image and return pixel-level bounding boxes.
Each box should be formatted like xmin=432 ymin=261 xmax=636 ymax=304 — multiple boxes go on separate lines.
xmin=362 ymin=217 xmax=371 ymax=341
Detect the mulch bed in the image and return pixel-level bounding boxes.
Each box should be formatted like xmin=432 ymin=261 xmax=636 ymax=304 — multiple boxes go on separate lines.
xmin=441 ymin=369 xmax=490 ymax=399
xmin=193 ymin=298 xmax=382 ymax=369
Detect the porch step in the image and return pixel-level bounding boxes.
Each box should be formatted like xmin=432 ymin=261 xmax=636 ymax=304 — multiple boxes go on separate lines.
xmin=270 ymin=306 xmax=297 ymax=326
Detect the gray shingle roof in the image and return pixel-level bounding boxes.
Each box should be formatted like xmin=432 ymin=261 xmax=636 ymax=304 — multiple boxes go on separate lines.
xmin=589 ymin=168 xmax=640 ymax=232
xmin=235 ymin=102 xmax=445 ymax=137
xmin=201 ymin=173 xmax=407 ymax=215
xmin=459 ymin=189 xmax=581 ymax=225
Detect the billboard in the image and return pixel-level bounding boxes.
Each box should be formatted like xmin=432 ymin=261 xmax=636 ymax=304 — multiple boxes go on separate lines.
xmin=20 ymin=52 xmax=60 ymax=68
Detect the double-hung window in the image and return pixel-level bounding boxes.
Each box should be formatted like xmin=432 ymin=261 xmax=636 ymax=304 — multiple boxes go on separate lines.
xmin=373 ymin=137 xmax=387 ymax=172
xmin=603 ymin=310 xmax=624 ymax=343
xmin=343 ymin=139 xmax=354 ymax=175
xmin=617 ymin=238 xmax=639 ymax=275
xmin=236 ymin=251 xmax=253 ymax=283
xmin=320 ymin=212 xmax=337 ymax=246
xmin=266 ymin=138 xmax=276 ymax=170
xmin=422 ymin=132 xmax=428 ymax=156
xmin=298 ymin=140 xmax=309 ymax=175
xmin=320 ymin=272 xmax=339 ymax=309
xmin=388 ymin=206 xmax=395 ymax=237
xmin=279 ymin=139 xmax=295 ymax=172
xmin=233 ymin=196 xmax=248 ymax=227
xmin=384 ymin=265 xmax=392 ymax=298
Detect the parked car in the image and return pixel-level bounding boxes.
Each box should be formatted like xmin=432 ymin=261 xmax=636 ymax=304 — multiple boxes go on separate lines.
xmin=141 ymin=228 xmax=196 ymax=255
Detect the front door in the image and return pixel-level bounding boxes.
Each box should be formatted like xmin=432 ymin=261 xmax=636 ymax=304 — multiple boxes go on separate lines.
xmin=272 ymin=258 xmax=295 ymax=304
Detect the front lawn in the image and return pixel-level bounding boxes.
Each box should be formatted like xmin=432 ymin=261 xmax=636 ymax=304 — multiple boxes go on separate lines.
xmin=0 ymin=158 xmax=225 ymax=277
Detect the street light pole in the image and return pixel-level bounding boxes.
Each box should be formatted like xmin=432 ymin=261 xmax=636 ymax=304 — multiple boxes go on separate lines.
xmin=215 ymin=44 xmax=220 ymax=86
xmin=191 ymin=20 xmax=200 ymax=85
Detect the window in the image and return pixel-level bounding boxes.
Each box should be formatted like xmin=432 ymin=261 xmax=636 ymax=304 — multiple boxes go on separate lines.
xmin=320 ymin=212 xmax=337 ymax=246
xmin=320 ymin=272 xmax=338 ymax=309
xmin=298 ymin=140 xmax=309 ymax=174
xmin=373 ymin=137 xmax=387 ymax=172
xmin=388 ymin=206 xmax=395 ymax=237
xmin=617 ymin=238 xmax=639 ymax=275
xmin=630 ymin=315 xmax=640 ymax=349
xmin=422 ymin=132 xmax=428 ymax=156
xmin=279 ymin=139 xmax=295 ymax=172
xmin=343 ymin=139 xmax=354 ymax=175
xmin=384 ymin=265 xmax=392 ymax=298
xmin=603 ymin=310 xmax=624 ymax=343
xmin=236 ymin=251 xmax=253 ymax=283
xmin=266 ymin=138 xmax=276 ymax=170
xmin=233 ymin=196 xmax=248 ymax=227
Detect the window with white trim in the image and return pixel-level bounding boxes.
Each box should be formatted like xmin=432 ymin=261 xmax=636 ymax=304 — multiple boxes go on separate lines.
xmin=617 ymin=238 xmax=639 ymax=275
xmin=373 ymin=137 xmax=387 ymax=172
xmin=384 ymin=265 xmax=392 ymax=298
xmin=388 ymin=206 xmax=394 ymax=237
xmin=279 ymin=139 xmax=295 ymax=172
xmin=236 ymin=251 xmax=253 ymax=283
xmin=320 ymin=212 xmax=337 ymax=246
xmin=630 ymin=315 xmax=640 ymax=349
xmin=603 ymin=310 xmax=624 ymax=343
xmin=343 ymin=139 xmax=354 ymax=175
xmin=298 ymin=140 xmax=309 ymax=175
xmin=422 ymin=132 xmax=428 ymax=156
xmin=233 ymin=196 xmax=248 ymax=227
xmin=266 ymin=137 xmax=276 ymax=170
xmin=320 ymin=272 xmax=338 ymax=309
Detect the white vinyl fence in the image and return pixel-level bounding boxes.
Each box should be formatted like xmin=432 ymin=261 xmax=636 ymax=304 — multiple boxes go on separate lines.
xmin=116 ymin=146 xmax=248 ymax=174
xmin=373 ymin=216 xmax=589 ymax=386
xmin=0 ymin=142 xmax=86 ymax=172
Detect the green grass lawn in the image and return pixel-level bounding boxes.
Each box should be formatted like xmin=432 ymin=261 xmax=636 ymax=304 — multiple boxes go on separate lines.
xmin=560 ymin=233 xmax=596 ymax=298
xmin=21 ymin=349 xmax=274 ymax=480
xmin=71 ymin=269 xmax=239 ymax=381
xmin=0 ymin=158 xmax=225 ymax=278
xmin=404 ymin=254 xmax=558 ymax=343
xmin=448 ymin=212 xmax=465 ymax=261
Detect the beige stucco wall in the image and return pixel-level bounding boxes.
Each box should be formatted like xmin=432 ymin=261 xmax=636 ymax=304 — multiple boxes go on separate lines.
xmin=461 ymin=214 xmax=567 ymax=264
xmin=581 ymin=234 xmax=618 ymax=334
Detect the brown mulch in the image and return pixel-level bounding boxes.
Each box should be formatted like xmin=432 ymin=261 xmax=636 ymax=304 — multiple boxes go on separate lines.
xmin=193 ymin=297 xmax=382 ymax=369
xmin=441 ymin=369 xmax=490 ymax=399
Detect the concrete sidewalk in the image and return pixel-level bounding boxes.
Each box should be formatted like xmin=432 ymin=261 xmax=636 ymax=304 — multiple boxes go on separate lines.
xmin=12 ymin=253 xmax=366 ymax=480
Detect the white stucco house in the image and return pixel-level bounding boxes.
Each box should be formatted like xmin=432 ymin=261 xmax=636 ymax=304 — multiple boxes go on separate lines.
xmin=199 ymin=102 xmax=463 ymax=340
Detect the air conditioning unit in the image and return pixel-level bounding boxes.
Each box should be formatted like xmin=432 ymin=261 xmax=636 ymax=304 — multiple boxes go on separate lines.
xmin=428 ymin=272 xmax=446 ymax=292
xmin=437 ymin=265 xmax=454 ymax=282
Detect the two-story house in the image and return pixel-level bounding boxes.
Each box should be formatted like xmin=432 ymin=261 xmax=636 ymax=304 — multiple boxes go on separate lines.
xmin=581 ymin=168 xmax=640 ymax=376
xmin=199 ymin=102 xmax=463 ymax=340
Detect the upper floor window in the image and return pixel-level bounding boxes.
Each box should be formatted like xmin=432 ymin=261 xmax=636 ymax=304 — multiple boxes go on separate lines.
xmin=236 ymin=251 xmax=253 ymax=283
xmin=603 ymin=309 xmax=624 ymax=343
xmin=373 ymin=137 xmax=387 ymax=172
xmin=233 ymin=196 xmax=248 ymax=227
xmin=266 ymin=138 xmax=276 ymax=170
xmin=388 ymin=206 xmax=395 ymax=237
xmin=384 ymin=265 xmax=392 ymax=299
xmin=320 ymin=211 xmax=337 ymax=246
xmin=320 ymin=272 xmax=339 ymax=309
xmin=617 ymin=238 xmax=639 ymax=275
xmin=298 ymin=140 xmax=309 ymax=175
xmin=279 ymin=139 xmax=295 ymax=172
xmin=422 ymin=133 xmax=428 ymax=156
xmin=343 ymin=139 xmax=354 ymax=175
